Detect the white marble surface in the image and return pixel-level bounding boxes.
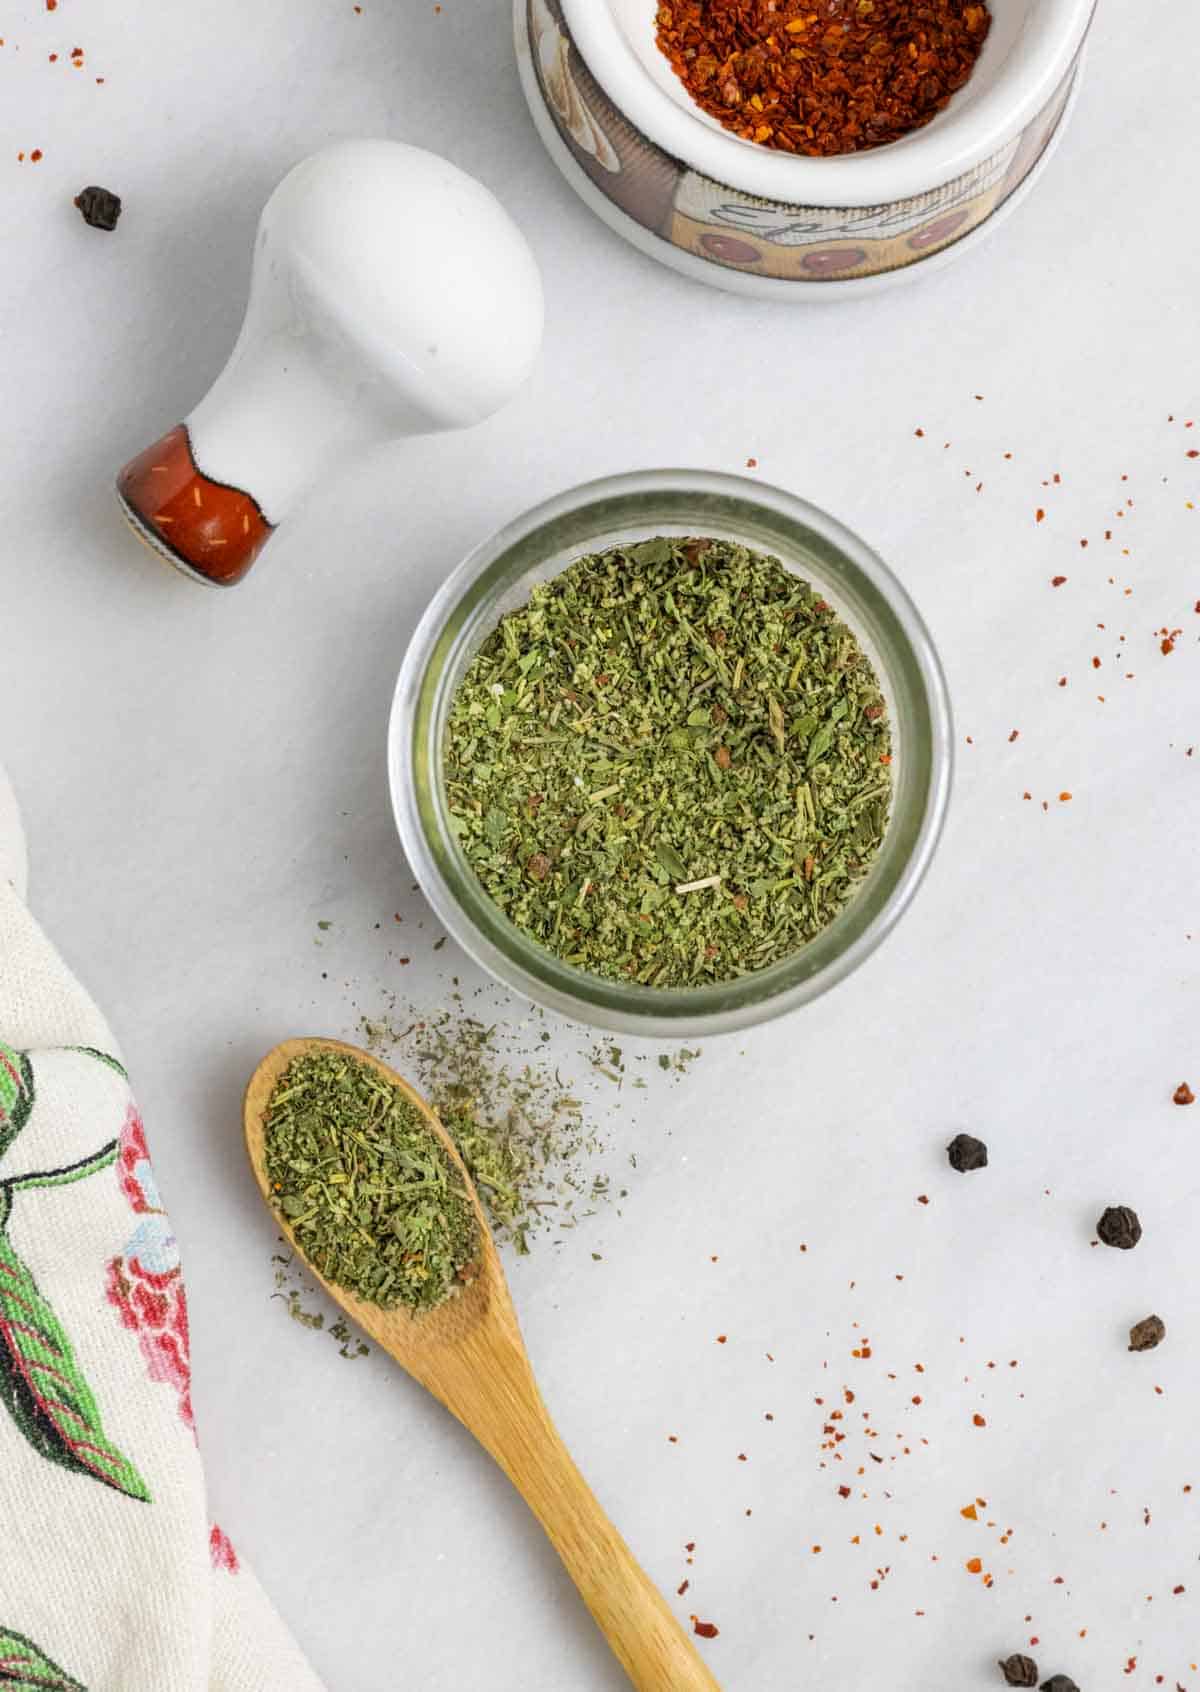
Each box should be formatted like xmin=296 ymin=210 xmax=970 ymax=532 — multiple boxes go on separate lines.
xmin=2 ymin=3 xmax=1198 ymax=1688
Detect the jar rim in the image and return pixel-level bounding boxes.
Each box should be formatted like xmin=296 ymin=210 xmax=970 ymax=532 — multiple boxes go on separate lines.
xmin=389 ymin=470 xmax=953 ymax=1037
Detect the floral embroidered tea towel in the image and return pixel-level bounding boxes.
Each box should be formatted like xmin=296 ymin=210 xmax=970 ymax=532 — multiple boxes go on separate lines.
xmin=0 ymin=768 xmax=325 ymax=1691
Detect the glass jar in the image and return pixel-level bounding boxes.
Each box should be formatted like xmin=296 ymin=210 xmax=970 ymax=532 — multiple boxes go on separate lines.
xmin=389 ymin=470 xmax=952 ymax=1036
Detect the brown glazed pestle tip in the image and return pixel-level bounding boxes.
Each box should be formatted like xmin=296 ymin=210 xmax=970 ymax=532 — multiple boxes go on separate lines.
xmin=116 ymin=425 xmax=273 ymax=587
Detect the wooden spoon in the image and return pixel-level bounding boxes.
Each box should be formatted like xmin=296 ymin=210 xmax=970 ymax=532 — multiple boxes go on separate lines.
xmin=245 ymin=1037 xmax=723 ymax=1692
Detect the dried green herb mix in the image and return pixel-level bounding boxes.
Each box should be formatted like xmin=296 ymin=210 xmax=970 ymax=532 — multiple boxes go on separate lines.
xmin=445 ymin=536 xmax=892 ymax=986
xmin=264 ymin=1050 xmax=479 ymax=1312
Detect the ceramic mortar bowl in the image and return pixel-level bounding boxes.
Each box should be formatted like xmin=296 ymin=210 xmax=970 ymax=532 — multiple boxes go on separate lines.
xmin=515 ymin=0 xmax=1096 ymax=297
xmin=389 ymin=471 xmax=952 ymax=1038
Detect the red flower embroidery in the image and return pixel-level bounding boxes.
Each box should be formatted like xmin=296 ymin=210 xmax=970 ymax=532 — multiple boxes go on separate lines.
xmin=106 ymin=1103 xmax=194 ymax=1435
xmin=209 ymin=1524 xmax=239 ymax=1574
xmin=116 ymin=1106 xmax=155 ymax=1213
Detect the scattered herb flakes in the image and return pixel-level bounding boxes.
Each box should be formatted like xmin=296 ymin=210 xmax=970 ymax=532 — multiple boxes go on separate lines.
xmin=1129 ymin=1315 xmax=1166 ymax=1353
xmin=358 ymin=999 xmax=614 ymax=1254
xmin=270 ymin=1251 xmax=370 ymax=1359
xmin=444 ymin=536 xmax=892 ymax=987
xmin=264 ymin=1048 xmax=479 ymax=1312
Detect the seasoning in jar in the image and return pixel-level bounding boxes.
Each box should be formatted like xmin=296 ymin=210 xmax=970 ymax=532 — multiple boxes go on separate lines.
xmin=655 ymin=0 xmax=993 ymax=157
xmin=444 ymin=536 xmax=892 ymax=988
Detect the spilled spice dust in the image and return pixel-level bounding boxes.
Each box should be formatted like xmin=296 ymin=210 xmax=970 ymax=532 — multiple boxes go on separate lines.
xmin=359 ymin=998 xmax=626 ymax=1254
xmin=271 ymin=1252 xmax=370 ymax=1359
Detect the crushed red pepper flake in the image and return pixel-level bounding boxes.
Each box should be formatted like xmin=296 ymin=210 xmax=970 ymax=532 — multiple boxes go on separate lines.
xmin=691 ymin=1617 xmax=719 ymax=1639
xmin=1174 ymin=1082 xmax=1195 ymax=1106
xmin=655 ymin=0 xmax=993 ymax=158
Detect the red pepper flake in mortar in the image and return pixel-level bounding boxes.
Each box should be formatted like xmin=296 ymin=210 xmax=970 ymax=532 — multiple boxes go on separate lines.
xmin=654 ymin=0 xmax=992 ymax=158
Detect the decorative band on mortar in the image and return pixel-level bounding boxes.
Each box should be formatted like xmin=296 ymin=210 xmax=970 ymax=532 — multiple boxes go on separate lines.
xmin=526 ymin=0 xmax=1079 ymax=284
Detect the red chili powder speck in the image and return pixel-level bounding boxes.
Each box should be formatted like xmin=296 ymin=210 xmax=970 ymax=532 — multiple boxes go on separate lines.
xmin=1174 ymin=1083 xmax=1195 ymax=1106
xmin=1036 ymin=509 xmax=1045 ymax=523
xmin=691 ymin=1617 xmax=719 ymax=1639
xmin=973 ymin=1414 xmax=987 ymax=1427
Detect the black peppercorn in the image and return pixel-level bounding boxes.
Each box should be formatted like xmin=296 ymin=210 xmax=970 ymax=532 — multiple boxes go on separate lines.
xmin=1040 ymin=1677 xmax=1080 ymax=1692
xmin=947 ymin=1133 xmax=988 ymax=1172
xmin=1128 ymin=1314 xmax=1165 ymax=1352
xmin=1097 ymin=1205 xmax=1141 ymax=1249
xmin=74 ymin=185 xmax=122 ymax=231
xmin=998 ymin=1653 xmax=1039 ymax=1686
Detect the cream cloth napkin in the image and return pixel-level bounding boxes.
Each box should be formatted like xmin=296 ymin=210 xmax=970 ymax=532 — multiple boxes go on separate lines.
xmin=0 ymin=769 xmax=325 ymax=1692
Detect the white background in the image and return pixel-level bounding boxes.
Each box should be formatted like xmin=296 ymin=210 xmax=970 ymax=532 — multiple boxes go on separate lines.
xmin=2 ymin=2 xmax=1197 ymax=1688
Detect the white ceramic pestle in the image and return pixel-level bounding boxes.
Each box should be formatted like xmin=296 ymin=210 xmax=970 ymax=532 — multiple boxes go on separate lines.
xmin=117 ymin=140 xmax=544 ymax=586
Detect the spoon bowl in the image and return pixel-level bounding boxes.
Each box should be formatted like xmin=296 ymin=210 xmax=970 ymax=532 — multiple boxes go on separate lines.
xmin=244 ymin=1036 xmax=722 ymax=1692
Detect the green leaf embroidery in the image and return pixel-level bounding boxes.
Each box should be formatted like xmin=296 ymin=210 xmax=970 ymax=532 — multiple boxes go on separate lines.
xmin=0 ymin=1048 xmax=34 ymax=1162
xmin=0 ymin=1627 xmax=86 ymax=1689
xmin=0 ymin=1229 xmax=150 ymax=1502
xmin=68 ymin=1048 xmax=128 ymax=1083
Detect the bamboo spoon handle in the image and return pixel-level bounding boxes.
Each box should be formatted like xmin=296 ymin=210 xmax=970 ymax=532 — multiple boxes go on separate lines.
xmin=427 ymin=1333 xmax=723 ymax=1692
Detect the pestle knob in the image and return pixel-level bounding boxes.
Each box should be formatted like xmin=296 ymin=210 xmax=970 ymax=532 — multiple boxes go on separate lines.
xmin=117 ymin=140 xmax=544 ymax=587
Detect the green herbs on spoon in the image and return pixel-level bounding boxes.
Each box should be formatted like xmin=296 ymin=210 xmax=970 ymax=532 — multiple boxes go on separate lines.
xmin=264 ymin=1049 xmax=479 ymax=1313
xmin=444 ymin=535 xmax=892 ymax=987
